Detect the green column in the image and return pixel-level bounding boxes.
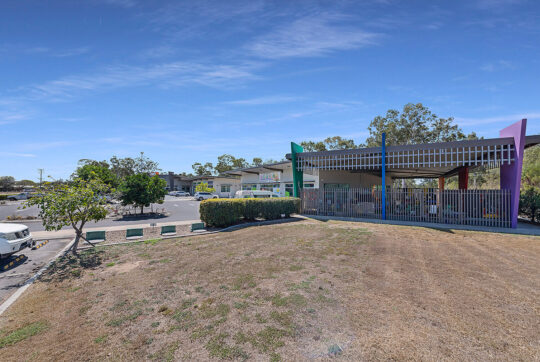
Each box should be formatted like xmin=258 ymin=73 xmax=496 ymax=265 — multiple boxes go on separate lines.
xmin=291 ymin=142 xmax=304 ymax=197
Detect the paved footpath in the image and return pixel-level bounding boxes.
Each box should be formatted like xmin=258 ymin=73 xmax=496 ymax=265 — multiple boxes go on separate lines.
xmin=0 ymin=238 xmax=72 ymax=304
xmin=30 ymin=219 xmax=201 ymax=240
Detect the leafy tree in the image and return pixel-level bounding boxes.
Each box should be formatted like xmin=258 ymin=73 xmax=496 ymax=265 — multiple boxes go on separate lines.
xmin=73 ymin=160 xmax=118 ymax=188
xmin=232 ymin=157 xmax=249 ymax=169
xmin=0 ymin=176 xmax=15 ymax=191
xmin=119 ymin=174 xmax=167 ymax=214
xmin=522 ymin=145 xmax=540 ymax=189
xmin=252 ymin=157 xmax=263 ymax=166
xmin=215 ymin=154 xmax=236 ymax=174
xmin=192 ymin=162 xmax=214 ymax=176
xmin=109 ymin=156 xmax=136 ymax=179
xmin=520 ymin=187 xmax=540 ymax=223
xmin=365 ymin=103 xmax=477 ymax=147
xmin=300 ymin=136 xmax=357 ymax=152
xmin=195 ymin=182 xmax=215 ymax=193
xmin=109 ymin=152 xmax=160 ymax=179
xmin=16 ymin=179 xmax=36 ymax=187
xmin=25 ymin=179 xmax=110 ymax=255
xmin=214 ymin=154 xmax=250 ymax=174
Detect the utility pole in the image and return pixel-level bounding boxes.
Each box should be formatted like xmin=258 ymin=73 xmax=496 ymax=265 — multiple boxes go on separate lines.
xmin=38 ymin=168 xmax=44 ymax=190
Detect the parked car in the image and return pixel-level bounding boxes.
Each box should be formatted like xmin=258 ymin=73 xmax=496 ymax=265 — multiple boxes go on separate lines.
xmin=234 ymin=190 xmax=281 ymax=198
xmin=0 ymin=223 xmax=34 ymax=258
xmin=194 ymin=192 xmax=218 ymax=201
xmin=7 ymin=192 xmax=30 ymax=201
xmin=170 ymin=191 xmax=190 ymax=197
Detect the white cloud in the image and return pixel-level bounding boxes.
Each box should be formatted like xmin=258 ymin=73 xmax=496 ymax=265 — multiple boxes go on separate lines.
xmin=0 ymin=152 xmax=36 ymax=158
xmin=224 ymin=95 xmax=302 ymax=105
xmin=480 ymin=60 xmax=514 ymax=72
xmin=23 ymin=61 xmax=259 ymax=101
xmin=96 ymin=0 xmax=136 ymax=8
xmin=456 ymin=112 xmax=540 ymax=126
xmin=54 ymin=47 xmax=91 ymax=58
xmin=247 ymin=15 xmax=378 ymax=59
xmin=474 ymin=0 xmax=524 ymax=11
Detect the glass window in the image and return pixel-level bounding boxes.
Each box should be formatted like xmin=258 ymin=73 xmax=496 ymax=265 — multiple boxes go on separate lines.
xmin=303 ymin=183 xmax=315 ymax=188
xmin=221 ymin=185 xmax=231 ymax=192
xmin=242 ymin=184 xmax=257 ymax=190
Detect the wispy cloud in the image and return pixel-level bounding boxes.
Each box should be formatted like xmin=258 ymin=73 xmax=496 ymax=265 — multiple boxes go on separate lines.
xmin=95 ymin=0 xmax=136 ymax=8
xmin=479 ymin=60 xmax=515 ymax=72
xmin=21 ymin=61 xmax=260 ymax=102
xmin=0 ymin=152 xmax=36 ymax=158
xmin=1 ymin=45 xmax=91 ymax=58
xmin=224 ymin=95 xmax=302 ymax=106
xmin=247 ymin=15 xmax=379 ymax=59
xmin=54 ymin=47 xmax=91 ymax=58
xmin=0 ymin=110 xmax=32 ymax=125
xmin=456 ymin=112 xmax=540 ymax=126
xmin=147 ymin=0 xmax=266 ymax=39
xmin=474 ymin=0 xmax=524 ymax=11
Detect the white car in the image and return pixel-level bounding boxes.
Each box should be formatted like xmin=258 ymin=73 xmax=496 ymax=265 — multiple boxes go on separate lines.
xmin=194 ymin=192 xmax=218 ymax=201
xmin=170 ymin=191 xmax=190 ymax=197
xmin=7 ymin=192 xmax=30 ymax=201
xmin=0 ymin=223 xmax=34 ymax=258
xmin=234 ymin=190 xmax=281 ymax=198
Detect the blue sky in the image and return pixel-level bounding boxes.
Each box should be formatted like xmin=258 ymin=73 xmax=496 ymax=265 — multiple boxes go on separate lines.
xmin=1 ymin=0 xmax=539 ymax=181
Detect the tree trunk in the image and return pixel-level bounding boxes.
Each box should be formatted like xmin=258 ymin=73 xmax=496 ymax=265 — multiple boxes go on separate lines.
xmin=71 ymin=232 xmax=81 ymax=255
xmin=141 ymin=205 xmax=144 ymax=215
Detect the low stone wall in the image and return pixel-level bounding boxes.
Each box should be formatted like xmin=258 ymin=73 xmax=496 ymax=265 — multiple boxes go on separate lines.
xmin=86 ymin=224 xmax=192 ymax=244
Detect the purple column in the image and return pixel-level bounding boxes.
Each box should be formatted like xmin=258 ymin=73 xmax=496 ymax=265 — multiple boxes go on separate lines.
xmin=499 ymin=119 xmax=527 ymax=228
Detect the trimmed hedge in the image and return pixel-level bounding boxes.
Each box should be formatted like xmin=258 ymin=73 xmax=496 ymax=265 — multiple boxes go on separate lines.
xmin=199 ymin=198 xmax=301 ymax=227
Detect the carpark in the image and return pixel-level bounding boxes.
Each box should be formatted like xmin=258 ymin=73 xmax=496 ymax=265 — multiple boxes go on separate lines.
xmin=0 ymin=195 xmax=201 ymax=232
xmin=0 ymin=238 xmax=72 ymax=304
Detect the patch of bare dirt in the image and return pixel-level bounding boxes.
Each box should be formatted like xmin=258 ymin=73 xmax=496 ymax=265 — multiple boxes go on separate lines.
xmin=0 ymin=220 xmax=538 ymax=361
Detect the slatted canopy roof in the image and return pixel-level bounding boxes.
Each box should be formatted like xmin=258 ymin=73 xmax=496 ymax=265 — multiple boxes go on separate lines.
xmin=224 ymin=161 xmax=290 ymax=176
xmin=286 ymin=135 xmax=540 ymax=178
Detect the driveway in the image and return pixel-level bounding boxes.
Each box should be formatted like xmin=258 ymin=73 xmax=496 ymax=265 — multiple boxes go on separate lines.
xmin=0 ymin=238 xmax=72 ymax=304
xmin=1 ymin=196 xmax=201 ymax=232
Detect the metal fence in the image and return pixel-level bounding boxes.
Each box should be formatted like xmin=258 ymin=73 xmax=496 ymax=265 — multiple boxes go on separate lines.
xmin=300 ymin=187 xmax=512 ymax=228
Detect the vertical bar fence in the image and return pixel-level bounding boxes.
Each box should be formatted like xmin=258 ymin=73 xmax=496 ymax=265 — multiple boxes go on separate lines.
xmin=300 ymin=187 xmax=511 ymax=228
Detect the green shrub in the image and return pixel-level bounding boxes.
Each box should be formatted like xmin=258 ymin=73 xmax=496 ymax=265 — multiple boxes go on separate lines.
xmin=199 ymin=198 xmax=300 ymax=227
xmin=520 ymin=187 xmax=540 ymax=223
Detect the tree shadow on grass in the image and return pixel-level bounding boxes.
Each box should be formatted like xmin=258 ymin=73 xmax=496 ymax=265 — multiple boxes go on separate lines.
xmin=40 ymin=248 xmax=104 ymax=283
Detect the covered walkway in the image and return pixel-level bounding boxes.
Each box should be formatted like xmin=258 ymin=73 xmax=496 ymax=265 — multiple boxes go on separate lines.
xmin=287 ymin=119 xmax=540 ymax=228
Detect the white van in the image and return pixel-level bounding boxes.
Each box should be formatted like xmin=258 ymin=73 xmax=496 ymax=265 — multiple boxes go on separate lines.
xmin=234 ymin=190 xmax=281 ymax=199
xmin=0 ymin=223 xmax=34 ymax=258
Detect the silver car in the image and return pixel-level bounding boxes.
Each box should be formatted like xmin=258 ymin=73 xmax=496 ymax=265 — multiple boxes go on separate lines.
xmin=194 ymin=192 xmax=218 ymax=201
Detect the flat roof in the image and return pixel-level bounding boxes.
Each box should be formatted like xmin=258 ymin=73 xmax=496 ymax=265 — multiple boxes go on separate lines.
xmin=285 ymin=134 xmax=540 ymax=178
xmin=224 ymin=160 xmax=291 ymax=176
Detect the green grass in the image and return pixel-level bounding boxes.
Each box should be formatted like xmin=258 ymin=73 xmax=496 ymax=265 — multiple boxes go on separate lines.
xmin=94 ymin=334 xmax=108 ymax=344
xmin=205 ymin=333 xmax=248 ymax=360
xmin=144 ymin=238 xmax=161 ymax=245
xmin=200 ymin=303 xmax=230 ymax=319
xmin=105 ymin=262 xmax=115 ymax=267
xmin=232 ymin=274 xmax=256 ymax=290
xmin=288 ymin=264 xmax=303 ymax=271
xmin=106 ymin=310 xmax=143 ymax=327
xmin=0 ymin=321 xmax=49 ymax=348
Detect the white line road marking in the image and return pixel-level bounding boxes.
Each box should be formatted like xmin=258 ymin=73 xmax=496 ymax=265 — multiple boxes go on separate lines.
xmin=174 ymin=204 xmax=179 ymax=207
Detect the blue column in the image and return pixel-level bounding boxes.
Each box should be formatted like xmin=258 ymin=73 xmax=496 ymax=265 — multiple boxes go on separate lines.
xmin=381 ymin=132 xmax=386 ymax=220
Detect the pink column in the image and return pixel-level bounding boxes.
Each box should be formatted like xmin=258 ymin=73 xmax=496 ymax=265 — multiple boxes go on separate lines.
xmin=499 ymin=119 xmax=527 ymax=228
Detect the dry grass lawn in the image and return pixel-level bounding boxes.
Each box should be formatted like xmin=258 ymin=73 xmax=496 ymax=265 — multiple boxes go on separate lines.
xmin=0 ymin=219 xmax=539 ymax=361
